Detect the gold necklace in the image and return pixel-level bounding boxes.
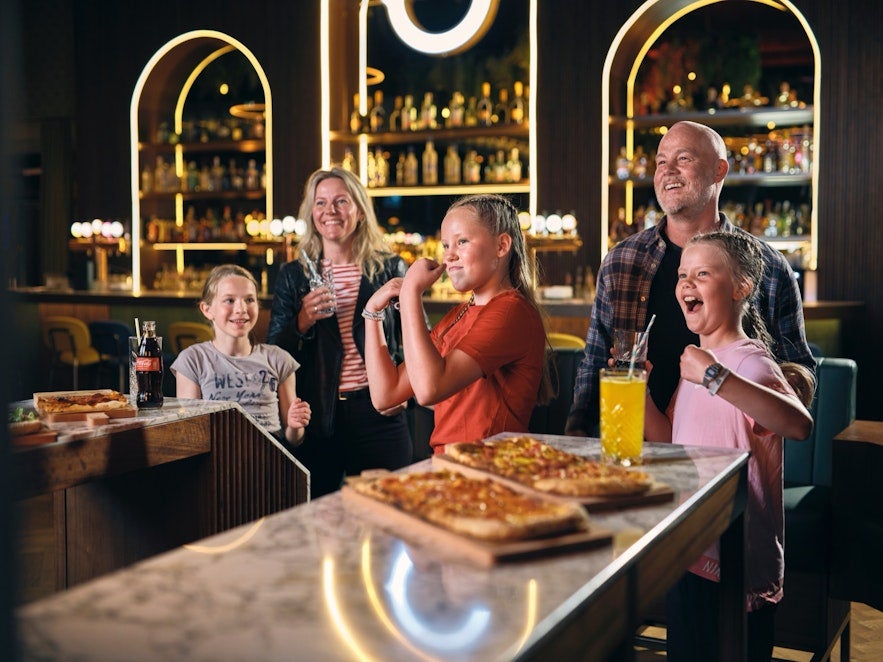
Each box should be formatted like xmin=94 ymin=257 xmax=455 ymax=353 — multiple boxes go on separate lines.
xmin=438 ymin=293 xmax=475 ymax=340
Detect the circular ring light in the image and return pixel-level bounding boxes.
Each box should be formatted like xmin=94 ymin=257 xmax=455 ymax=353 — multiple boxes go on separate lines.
xmin=380 ymin=0 xmax=500 ymax=56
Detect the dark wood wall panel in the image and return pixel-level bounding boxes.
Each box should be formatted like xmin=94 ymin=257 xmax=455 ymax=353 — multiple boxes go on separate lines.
xmin=804 ymin=0 xmax=883 ymax=416
xmin=70 ymin=0 xmax=322 ymax=222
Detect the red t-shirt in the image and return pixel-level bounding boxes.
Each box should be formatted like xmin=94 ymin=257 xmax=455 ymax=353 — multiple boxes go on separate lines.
xmin=429 ymin=290 xmax=546 ymax=452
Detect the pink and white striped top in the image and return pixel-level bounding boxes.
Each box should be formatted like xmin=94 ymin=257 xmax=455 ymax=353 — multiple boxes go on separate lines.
xmin=332 ymin=263 xmax=369 ymax=392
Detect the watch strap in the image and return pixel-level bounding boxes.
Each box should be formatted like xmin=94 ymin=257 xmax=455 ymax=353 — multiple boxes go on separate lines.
xmin=707 ymin=366 xmax=730 ymax=396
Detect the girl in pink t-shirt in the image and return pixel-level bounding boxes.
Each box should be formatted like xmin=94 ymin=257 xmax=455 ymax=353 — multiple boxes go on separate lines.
xmin=644 ymin=231 xmax=814 ymax=661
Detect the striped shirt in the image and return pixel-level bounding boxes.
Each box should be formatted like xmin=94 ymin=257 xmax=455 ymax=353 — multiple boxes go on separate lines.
xmin=333 ymin=263 xmax=369 ymax=392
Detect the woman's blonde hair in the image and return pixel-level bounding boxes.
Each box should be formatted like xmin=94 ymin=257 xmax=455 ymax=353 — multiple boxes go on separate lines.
xmin=296 ymin=166 xmax=393 ymax=279
xmin=446 ymin=194 xmax=556 ymax=405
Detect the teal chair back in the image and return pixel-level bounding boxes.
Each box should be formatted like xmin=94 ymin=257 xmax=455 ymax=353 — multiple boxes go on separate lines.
xmin=784 ymin=357 xmax=858 ymax=487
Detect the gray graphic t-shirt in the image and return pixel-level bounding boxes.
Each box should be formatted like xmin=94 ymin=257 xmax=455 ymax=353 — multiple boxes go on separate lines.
xmin=170 ymin=341 xmax=299 ymax=434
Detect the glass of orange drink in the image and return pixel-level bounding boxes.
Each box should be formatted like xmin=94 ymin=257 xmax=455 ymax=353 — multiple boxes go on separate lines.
xmin=599 ymin=368 xmax=647 ymax=466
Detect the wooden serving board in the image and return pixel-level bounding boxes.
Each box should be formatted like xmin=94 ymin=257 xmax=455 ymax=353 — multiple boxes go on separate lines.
xmin=41 ymin=407 xmax=137 ymax=423
xmin=432 ymin=455 xmax=675 ymax=512
xmin=341 ymin=485 xmax=612 ymax=567
xmin=10 ymin=429 xmax=58 ymax=447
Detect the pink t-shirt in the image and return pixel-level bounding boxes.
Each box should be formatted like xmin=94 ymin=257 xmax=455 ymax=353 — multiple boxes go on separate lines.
xmin=671 ymin=338 xmax=795 ymax=611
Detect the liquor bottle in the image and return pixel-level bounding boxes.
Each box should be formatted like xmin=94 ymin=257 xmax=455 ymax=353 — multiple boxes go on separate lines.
xmin=366 ymin=149 xmax=376 ymax=187
xmin=448 ymin=91 xmax=465 ymax=128
xmin=140 ymin=164 xmax=153 ymax=193
xmin=404 ymin=147 xmax=419 ymax=185
xmin=494 ymin=87 xmax=510 ymax=125
xmin=396 ymin=152 xmax=405 ymax=186
xmin=496 ymin=150 xmax=507 ymax=182
xmin=245 ymin=159 xmax=260 ymax=190
xmin=199 ymin=163 xmax=212 ymax=192
xmin=484 ymin=152 xmax=497 ymax=183
xmin=420 ymin=92 xmax=437 ymax=130
xmin=443 ymin=145 xmax=461 ymax=184
xmin=153 ymin=156 xmax=166 ymax=193
xmin=341 ymin=148 xmax=356 ymax=173
xmin=401 ymin=94 xmax=415 ymax=132
xmin=422 ymin=140 xmax=438 ymax=185
xmin=506 ymin=148 xmax=523 ymax=182
xmin=388 ymin=95 xmax=403 ymax=132
xmin=350 ymin=93 xmax=363 ymax=134
xmin=395 ymin=152 xmax=406 ymax=186
xmin=510 ymin=81 xmax=526 ymax=126
xmin=136 ymin=320 xmax=164 ymax=409
xmin=616 ymin=148 xmax=631 ymax=180
xmin=375 ymin=148 xmax=389 ymax=187
xmin=211 ymin=156 xmax=225 ymax=191
xmin=186 ymin=161 xmax=199 ymax=192
xmin=476 ymin=82 xmax=493 ymax=127
xmin=464 ymin=96 xmax=478 ymax=127
xmin=369 ymin=90 xmax=386 ymax=133
xmin=463 ymin=150 xmax=481 ymax=184
xmin=229 ymin=158 xmax=244 ymax=191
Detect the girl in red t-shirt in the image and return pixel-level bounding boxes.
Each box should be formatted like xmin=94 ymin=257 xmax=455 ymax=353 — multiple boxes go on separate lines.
xmin=363 ymin=194 xmax=554 ymax=452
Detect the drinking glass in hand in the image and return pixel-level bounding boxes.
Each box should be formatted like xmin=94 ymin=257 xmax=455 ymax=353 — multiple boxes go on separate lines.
xmin=612 ymin=329 xmax=649 ymax=370
xmin=311 ymin=258 xmax=337 ymax=315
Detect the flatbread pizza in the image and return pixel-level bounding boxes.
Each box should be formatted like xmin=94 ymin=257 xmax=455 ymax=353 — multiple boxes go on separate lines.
xmin=349 ymin=469 xmax=589 ymax=542
xmin=445 ymin=436 xmax=653 ymax=497
xmin=34 ymin=390 xmax=130 ymax=414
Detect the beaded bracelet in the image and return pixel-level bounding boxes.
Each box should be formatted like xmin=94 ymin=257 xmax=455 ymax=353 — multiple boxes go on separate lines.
xmin=361 ymin=307 xmax=385 ymax=322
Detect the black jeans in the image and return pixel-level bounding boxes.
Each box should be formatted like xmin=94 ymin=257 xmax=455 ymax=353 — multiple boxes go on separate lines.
xmin=666 ymin=571 xmax=777 ymax=662
xmin=294 ymin=388 xmax=413 ymax=499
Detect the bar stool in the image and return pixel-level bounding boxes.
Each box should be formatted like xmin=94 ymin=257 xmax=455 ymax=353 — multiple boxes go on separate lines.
xmin=89 ymin=320 xmax=134 ymax=393
xmin=40 ymin=316 xmax=101 ymax=390
xmin=167 ymin=321 xmax=213 ymax=354
xmin=548 ymin=332 xmax=586 ymax=349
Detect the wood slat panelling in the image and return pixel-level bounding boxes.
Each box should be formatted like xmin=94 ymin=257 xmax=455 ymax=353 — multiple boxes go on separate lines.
xmin=211 ymin=408 xmax=306 ymax=532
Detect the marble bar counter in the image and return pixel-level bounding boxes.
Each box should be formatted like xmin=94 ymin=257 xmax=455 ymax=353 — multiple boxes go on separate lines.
xmin=17 ymin=436 xmax=749 ymax=661
xmin=13 ymin=399 xmax=309 ymax=593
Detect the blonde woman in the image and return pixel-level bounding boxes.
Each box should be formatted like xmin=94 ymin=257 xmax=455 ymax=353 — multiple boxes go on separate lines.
xmin=267 ymin=167 xmax=412 ymax=498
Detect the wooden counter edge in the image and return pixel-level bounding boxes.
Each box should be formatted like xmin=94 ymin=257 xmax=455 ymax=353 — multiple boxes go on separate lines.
xmin=834 ymin=420 xmax=883 ymax=446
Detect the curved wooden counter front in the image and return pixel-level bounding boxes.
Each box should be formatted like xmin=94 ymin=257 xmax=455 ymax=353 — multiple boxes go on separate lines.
xmin=12 ymin=399 xmax=308 ymax=593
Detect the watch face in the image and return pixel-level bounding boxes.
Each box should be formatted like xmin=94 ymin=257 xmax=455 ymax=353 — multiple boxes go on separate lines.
xmin=703 ymin=363 xmax=721 ymax=386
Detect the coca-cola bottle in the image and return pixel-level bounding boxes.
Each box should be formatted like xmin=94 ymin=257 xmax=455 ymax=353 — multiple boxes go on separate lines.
xmin=136 ymin=320 xmax=164 ymax=408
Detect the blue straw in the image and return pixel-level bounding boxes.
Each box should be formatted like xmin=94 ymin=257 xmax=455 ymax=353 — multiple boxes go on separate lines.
xmin=628 ymin=314 xmax=656 ymax=378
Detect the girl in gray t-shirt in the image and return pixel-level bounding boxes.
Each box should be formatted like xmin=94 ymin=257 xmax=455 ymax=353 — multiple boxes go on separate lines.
xmin=171 ymin=265 xmax=311 ymax=445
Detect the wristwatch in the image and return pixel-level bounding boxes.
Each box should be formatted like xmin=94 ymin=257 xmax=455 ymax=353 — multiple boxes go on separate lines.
xmin=702 ymin=362 xmax=731 ymax=396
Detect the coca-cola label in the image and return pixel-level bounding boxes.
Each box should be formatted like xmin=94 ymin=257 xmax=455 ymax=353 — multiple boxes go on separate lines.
xmin=135 ymin=356 xmax=161 ymax=372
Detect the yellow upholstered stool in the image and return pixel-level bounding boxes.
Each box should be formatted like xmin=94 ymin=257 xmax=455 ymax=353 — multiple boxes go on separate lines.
xmin=168 ymin=321 xmax=214 ymax=355
xmin=548 ymin=332 xmax=586 ymax=349
xmin=41 ymin=316 xmax=101 ymax=390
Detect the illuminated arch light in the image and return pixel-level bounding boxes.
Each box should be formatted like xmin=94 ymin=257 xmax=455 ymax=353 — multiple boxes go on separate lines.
xmin=380 ymin=0 xmax=500 ymax=56
xmin=600 ymin=0 xmax=819 ymax=263
xmin=130 ymin=29 xmax=274 ymax=292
